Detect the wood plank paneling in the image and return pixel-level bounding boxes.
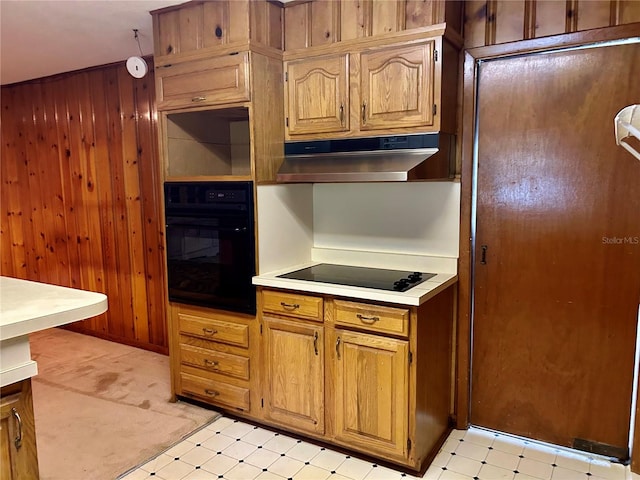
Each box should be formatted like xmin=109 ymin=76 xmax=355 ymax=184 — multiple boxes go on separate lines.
xmin=0 ymin=61 xmax=167 ymax=353
xmin=465 ymin=0 xmax=640 ymax=47
xmin=341 ymin=0 xmax=371 ymax=41
xmin=284 ymin=2 xmax=311 ymax=50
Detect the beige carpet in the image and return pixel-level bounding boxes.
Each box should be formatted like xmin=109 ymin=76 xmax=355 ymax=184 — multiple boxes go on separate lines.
xmin=29 ymin=328 xmax=219 ymax=480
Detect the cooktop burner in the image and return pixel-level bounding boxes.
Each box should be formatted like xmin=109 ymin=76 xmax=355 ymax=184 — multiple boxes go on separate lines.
xmin=277 ymin=263 xmax=436 ymax=292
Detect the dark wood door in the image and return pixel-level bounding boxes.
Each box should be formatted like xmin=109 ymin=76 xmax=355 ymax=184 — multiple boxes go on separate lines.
xmin=471 ymin=40 xmax=640 ymax=458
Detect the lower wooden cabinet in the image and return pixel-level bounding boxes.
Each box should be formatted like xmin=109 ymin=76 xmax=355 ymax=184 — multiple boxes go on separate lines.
xmin=262 ymin=316 xmax=324 ymax=434
xmin=170 ymin=304 xmax=257 ymax=414
xmin=169 ymin=285 xmax=455 ymax=472
xmin=332 ymin=329 xmax=409 ymax=460
xmin=1 ymin=378 xmax=39 ymax=480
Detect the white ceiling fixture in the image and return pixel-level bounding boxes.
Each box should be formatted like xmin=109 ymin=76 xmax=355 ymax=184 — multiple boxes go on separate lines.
xmin=0 ymin=0 xmax=182 ymax=86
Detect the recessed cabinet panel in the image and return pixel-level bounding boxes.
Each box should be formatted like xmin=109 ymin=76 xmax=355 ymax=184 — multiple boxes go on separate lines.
xmin=156 ymin=53 xmax=250 ymax=111
xmin=360 ymin=42 xmax=435 ymax=130
xmin=286 ymin=55 xmax=350 ymax=135
xmin=334 ymin=330 xmax=409 ymax=459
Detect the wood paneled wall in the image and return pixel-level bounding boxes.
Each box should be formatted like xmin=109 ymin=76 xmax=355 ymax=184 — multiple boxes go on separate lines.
xmin=464 ymin=0 xmax=640 ymax=48
xmin=0 ymin=62 xmax=168 ymax=354
xmin=283 ymin=0 xmax=463 ymax=51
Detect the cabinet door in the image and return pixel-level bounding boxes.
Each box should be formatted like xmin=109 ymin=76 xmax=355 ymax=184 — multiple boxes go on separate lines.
xmin=1 ymin=380 xmax=39 ymax=480
xmin=263 ymin=316 xmax=324 ymax=434
xmin=360 ymin=42 xmax=435 ymax=131
xmin=156 ymin=53 xmax=250 ymax=111
xmin=285 ymin=55 xmax=349 ymax=136
xmin=333 ymin=330 xmax=409 ymax=459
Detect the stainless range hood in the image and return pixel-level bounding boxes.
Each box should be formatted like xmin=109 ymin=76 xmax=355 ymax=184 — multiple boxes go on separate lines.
xmin=276 ymin=133 xmax=455 ymax=183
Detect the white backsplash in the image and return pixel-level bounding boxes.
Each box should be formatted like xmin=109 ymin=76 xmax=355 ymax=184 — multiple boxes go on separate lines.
xmin=256 ymin=182 xmax=460 ymax=274
xmin=313 ymin=182 xmax=460 ymax=257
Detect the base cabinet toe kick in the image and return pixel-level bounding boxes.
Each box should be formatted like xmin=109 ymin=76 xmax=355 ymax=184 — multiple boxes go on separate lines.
xmin=169 ymin=284 xmax=456 ymax=472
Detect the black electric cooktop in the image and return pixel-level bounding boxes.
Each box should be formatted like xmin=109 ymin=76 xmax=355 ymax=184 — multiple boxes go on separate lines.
xmin=277 ymin=263 xmax=436 ymax=292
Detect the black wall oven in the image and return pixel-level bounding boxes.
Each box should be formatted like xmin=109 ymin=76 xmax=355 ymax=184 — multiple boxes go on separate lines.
xmin=164 ymin=181 xmax=256 ymax=315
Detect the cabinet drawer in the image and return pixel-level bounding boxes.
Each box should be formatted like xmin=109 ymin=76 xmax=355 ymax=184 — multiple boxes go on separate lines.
xmin=178 ymin=313 xmax=249 ymax=348
xmin=156 ymin=52 xmax=250 ymax=110
xmin=180 ymin=344 xmax=250 ymax=380
xmin=262 ymin=290 xmax=324 ymax=322
xmin=181 ymin=372 xmax=250 ymax=411
xmin=333 ymin=300 xmax=410 ymax=337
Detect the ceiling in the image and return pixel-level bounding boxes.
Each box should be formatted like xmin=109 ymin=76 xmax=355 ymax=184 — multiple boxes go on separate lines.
xmin=0 ymin=0 xmax=184 ymax=85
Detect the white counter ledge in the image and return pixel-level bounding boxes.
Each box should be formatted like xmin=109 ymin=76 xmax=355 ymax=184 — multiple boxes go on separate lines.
xmin=0 ymin=276 xmax=108 ymax=386
xmin=253 ymin=263 xmax=457 ymax=306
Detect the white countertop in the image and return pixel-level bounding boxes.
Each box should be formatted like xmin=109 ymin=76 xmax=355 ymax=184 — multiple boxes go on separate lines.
xmin=253 ymin=262 xmax=457 ymax=306
xmin=0 ymin=276 xmax=108 ymax=387
xmin=0 ymin=276 xmax=108 ymax=341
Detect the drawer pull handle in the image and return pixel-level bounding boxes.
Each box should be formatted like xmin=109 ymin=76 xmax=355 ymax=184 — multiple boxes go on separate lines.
xmin=204 ymin=389 xmax=220 ymax=397
xmin=192 ymin=96 xmax=206 ymax=102
xmin=339 ymin=103 xmax=344 ymax=125
xmin=202 ymin=328 xmax=218 ymax=336
xmin=335 ymin=337 xmax=341 ymax=359
xmin=11 ymin=408 xmax=22 ymax=449
xmin=357 ymin=314 xmax=380 ymax=324
xmin=362 ymin=102 xmax=367 ymax=125
xmin=280 ymin=302 xmax=300 ymax=311
xmin=313 ymin=331 xmax=319 ymax=356
xmin=204 ymin=359 xmax=219 ymax=368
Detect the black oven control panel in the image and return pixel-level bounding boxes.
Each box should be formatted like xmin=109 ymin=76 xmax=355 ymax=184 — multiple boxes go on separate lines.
xmin=165 ymin=182 xmax=252 ymax=211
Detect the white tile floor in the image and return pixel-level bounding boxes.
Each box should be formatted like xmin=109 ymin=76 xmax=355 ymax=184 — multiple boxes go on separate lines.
xmin=119 ymin=416 xmax=637 ymax=480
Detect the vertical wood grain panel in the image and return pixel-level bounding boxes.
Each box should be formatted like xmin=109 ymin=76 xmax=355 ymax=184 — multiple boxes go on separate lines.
xmin=0 ymin=62 xmax=167 ymax=353
xmin=178 ymin=4 xmax=203 ymax=53
xmin=372 ymin=0 xmax=406 ymax=35
xmin=117 ymin=67 xmax=151 ymax=344
xmin=284 ymin=2 xmax=311 ymax=50
xmin=228 ymin=0 xmax=250 ymax=43
xmin=134 ymin=73 xmax=166 ymax=348
xmin=311 ymin=0 xmax=340 ymax=46
xmin=341 ymin=0 xmax=371 ymax=41
xmin=464 ymin=1 xmax=489 ymax=48
xmin=267 ymin=1 xmax=283 ymax=50
xmin=495 ymin=1 xmax=526 ymax=45
xmin=156 ymin=10 xmax=180 ymax=56
xmin=576 ymin=0 xmax=612 ymax=31
xmin=406 ymin=0 xmax=436 ymax=29
xmin=533 ymin=0 xmax=567 ymax=38
xmin=0 ymin=88 xmax=28 ymax=278
xmin=203 ymin=1 xmax=228 ymax=47
xmin=616 ymin=0 xmax=640 ymax=24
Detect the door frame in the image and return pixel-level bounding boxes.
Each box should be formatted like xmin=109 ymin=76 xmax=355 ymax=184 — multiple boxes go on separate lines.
xmin=456 ymin=21 xmax=640 ymax=469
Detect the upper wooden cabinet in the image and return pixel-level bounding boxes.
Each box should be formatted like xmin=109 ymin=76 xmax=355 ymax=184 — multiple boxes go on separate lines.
xmin=285 ymin=54 xmax=350 ymax=136
xmin=156 ymin=53 xmax=250 ymax=111
xmin=284 ymin=32 xmax=455 ymax=140
xmin=360 ymin=42 xmax=435 ymax=131
xmin=152 ymin=0 xmax=282 ymax=64
xmin=151 ymin=1 xmax=284 ymax=182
